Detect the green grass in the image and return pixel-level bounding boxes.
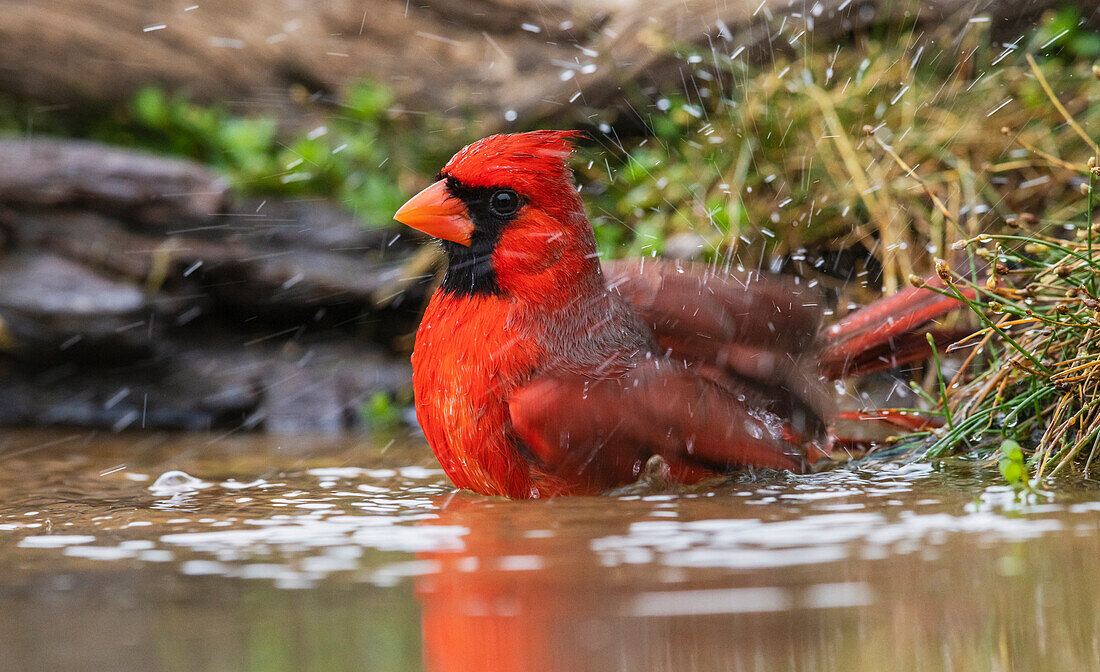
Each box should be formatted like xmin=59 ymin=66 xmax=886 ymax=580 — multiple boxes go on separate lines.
xmin=579 ymin=9 xmax=1100 ymax=298
xmin=912 ymin=150 xmax=1100 ymax=481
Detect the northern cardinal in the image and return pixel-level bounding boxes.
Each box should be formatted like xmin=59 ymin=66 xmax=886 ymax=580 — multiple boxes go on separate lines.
xmin=394 ymin=131 xmax=962 ymax=498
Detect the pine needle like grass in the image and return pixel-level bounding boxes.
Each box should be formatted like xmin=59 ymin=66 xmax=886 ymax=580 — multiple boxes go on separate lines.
xmin=886 ymin=48 xmax=1100 ymax=479
xmin=921 ymin=152 xmax=1100 ymax=479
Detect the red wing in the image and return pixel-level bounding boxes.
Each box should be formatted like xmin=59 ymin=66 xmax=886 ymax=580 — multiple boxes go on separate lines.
xmin=602 ymin=259 xmax=824 ymax=355
xmin=605 ymin=260 xmax=969 ymax=381
xmin=602 ymin=258 xmax=829 ymax=425
xmin=509 ymin=360 xmax=828 ymax=495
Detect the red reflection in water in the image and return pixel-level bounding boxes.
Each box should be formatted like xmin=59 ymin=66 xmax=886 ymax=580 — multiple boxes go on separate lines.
xmin=413 ymin=493 xmax=844 ymax=672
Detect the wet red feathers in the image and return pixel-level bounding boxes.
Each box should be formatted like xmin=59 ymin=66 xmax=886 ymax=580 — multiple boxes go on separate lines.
xmin=400 ymin=131 xmax=959 ymax=498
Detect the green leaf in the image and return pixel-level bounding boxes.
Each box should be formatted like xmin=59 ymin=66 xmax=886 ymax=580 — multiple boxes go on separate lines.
xmin=1070 ymin=34 xmax=1100 ymax=59
xmin=1000 ymin=438 xmax=1023 ymax=461
xmin=999 ymin=458 xmax=1023 ymax=485
xmin=360 ymin=391 xmax=401 ymax=430
xmin=132 ymin=88 xmax=168 ymax=127
xmin=345 ymin=82 xmax=395 ymax=121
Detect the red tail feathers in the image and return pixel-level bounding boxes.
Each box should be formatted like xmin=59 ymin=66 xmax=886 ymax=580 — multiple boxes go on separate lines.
xmin=817 ymin=278 xmax=972 ymax=379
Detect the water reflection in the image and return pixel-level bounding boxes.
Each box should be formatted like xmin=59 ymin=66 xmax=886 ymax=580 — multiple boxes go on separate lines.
xmin=412 ymin=476 xmax=1094 ymax=672
xmin=1 ymin=431 xmax=1100 ymax=670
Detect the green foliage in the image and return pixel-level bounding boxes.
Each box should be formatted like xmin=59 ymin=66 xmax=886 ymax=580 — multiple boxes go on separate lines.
xmin=1033 ymin=7 xmax=1100 ymax=61
xmin=3 ymin=81 xmax=468 ymax=227
xmin=580 ymin=13 xmax=1100 ymax=298
xmin=123 ymin=83 xmax=469 ymax=225
xmin=360 ymin=391 xmax=403 ymax=433
xmin=917 ymin=150 xmax=1100 ymax=479
xmin=344 ymin=80 xmax=396 ymax=121
xmin=129 ymin=87 xmax=281 ymax=177
xmin=998 ymin=439 xmax=1030 ymax=490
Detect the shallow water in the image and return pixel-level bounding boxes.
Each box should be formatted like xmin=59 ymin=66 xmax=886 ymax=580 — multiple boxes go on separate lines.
xmin=2 ymin=430 xmax=1100 ymax=671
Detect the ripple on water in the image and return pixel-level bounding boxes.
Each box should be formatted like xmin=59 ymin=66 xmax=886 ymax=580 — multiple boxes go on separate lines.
xmin=1 ymin=448 xmax=1098 ymax=595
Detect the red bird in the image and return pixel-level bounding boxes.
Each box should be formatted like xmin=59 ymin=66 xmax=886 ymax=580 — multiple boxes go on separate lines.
xmin=394 ymin=131 xmax=961 ymax=498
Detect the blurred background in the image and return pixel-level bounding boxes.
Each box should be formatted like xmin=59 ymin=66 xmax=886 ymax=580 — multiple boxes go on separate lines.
xmin=1 ymin=0 xmax=1096 ymax=439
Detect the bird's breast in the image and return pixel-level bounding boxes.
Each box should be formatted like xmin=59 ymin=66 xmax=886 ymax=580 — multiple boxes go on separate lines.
xmin=412 ymin=291 xmax=543 ymax=497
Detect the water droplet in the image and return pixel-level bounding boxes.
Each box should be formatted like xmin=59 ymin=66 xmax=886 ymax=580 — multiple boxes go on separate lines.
xmin=149 ymin=470 xmax=210 ymax=495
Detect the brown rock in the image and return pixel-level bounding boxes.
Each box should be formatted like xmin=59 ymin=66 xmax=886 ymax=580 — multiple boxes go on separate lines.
xmin=0 ymin=138 xmax=227 ymax=225
xmin=0 ymin=252 xmax=159 ymax=361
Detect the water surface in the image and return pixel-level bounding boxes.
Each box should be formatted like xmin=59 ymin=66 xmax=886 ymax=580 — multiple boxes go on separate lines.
xmin=1 ymin=430 xmax=1099 ymax=671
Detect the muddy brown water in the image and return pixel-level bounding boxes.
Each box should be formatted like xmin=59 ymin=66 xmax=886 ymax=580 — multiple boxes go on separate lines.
xmin=1 ymin=430 xmax=1100 ymax=671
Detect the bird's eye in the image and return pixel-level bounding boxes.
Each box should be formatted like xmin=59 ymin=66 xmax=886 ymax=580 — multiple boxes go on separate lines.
xmin=489 ymin=189 xmax=520 ymax=217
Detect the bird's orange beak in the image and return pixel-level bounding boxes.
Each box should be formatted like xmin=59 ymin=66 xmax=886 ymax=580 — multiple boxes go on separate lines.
xmin=394 ymin=179 xmax=473 ymax=246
